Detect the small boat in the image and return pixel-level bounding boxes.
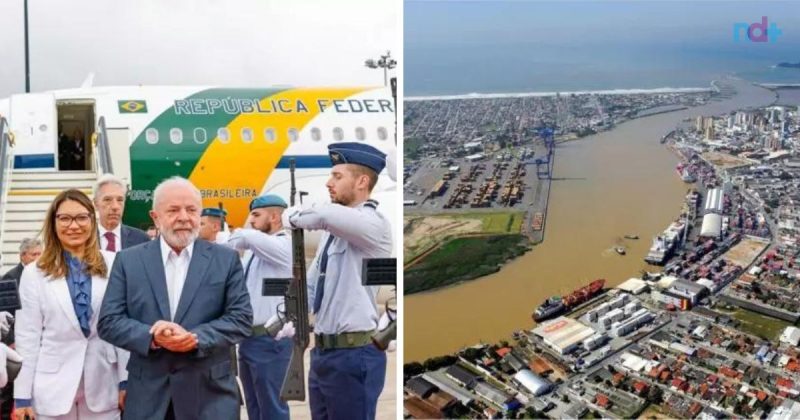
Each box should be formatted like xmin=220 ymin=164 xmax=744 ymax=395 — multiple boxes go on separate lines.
xmin=624 ymin=234 xmax=639 ymax=240
xmin=615 ymin=247 xmax=626 ymax=255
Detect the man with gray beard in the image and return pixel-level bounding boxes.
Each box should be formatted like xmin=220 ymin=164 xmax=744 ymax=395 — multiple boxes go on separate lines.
xmin=98 ymin=176 xmax=252 ymax=420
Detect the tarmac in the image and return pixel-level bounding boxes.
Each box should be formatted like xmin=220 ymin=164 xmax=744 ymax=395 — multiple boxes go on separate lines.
xmin=239 ymin=338 xmax=397 ymax=419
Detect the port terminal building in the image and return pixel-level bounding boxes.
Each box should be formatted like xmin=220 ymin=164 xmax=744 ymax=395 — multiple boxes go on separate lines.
xmin=532 ymin=317 xmax=597 ymax=355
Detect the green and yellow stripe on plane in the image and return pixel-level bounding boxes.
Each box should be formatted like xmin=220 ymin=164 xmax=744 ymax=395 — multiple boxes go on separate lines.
xmin=124 ymin=87 xmax=370 ymax=229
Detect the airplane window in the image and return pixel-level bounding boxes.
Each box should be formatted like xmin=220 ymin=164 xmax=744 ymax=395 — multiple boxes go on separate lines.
xmin=264 ymin=128 xmax=277 ymax=143
xmin=145 ymin=128 xmax=159 ymax=144
xmin=333 ymin=127 xmax=344 ymax=141
xmin=311 ymin=127 xmax=322 ymax=141
xmin=355 ymin=127 xmax=366 ymax=141
xmin=218 ymin=128 xmax=230 ymax=144
xmin=288 ymin=128 xmax=299 ymax=142
xmin=377 ymin=127 xmax=388 ymax=141
xmin=169 ymin=128 xmax=183 ymax=144
xmin=242 ymin=127 xmax=254 ymax=143
xmin=193 ymin=128 xmax=207 ymax=144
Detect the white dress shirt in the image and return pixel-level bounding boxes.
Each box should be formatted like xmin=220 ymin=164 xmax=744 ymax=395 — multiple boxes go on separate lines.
xmin=159 ymin=237 xmax=194 ymax=320
xmin=98 ymin=224 xmax=122 ymax=252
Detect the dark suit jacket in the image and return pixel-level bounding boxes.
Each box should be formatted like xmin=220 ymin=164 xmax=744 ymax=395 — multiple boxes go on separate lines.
xmin=0 ymin=263 xmax=23 ymax=343
xmin=121 ymin=224 xmax=151 ymax=249
xmin=0 ymin=263 xmax=23 ymax=284
xmin=98 ymin=239 xmax=252 ymax=420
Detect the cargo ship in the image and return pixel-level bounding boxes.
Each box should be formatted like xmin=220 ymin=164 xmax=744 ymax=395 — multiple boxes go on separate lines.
xmin=644 ymin=220 xmax=686 ymax=265
xmin=676 ymin=163 xmax=696 ymax=183
xmin=532 ymin=279 xmax=605 ymax=322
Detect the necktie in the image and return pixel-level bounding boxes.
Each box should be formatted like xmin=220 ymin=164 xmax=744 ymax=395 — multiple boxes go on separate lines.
xmin=313 ymin=234 xmax=336 ymax=314
xmin=104 ymin=231 xmax=116 ymax=252
xmin=244 ymin=254 xmax=255 ymax=280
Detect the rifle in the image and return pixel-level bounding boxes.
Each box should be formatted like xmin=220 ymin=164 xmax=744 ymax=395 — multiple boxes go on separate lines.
xmin=217 ymin=201 xmax=226 ymax=231
xmin=262 ymin=158 xmax=309 ymax=401
xmin=362 ymin=258 xmax=397 ymax=350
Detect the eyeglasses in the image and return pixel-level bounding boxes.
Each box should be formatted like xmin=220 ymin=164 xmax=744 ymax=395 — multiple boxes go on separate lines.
xmin=55 ymin=213 xmax=92 ymax=227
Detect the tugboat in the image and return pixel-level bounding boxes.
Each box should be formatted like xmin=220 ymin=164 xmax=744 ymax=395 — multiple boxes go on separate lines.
xmin=532 ymin=279 xmax=605 ymax=322
xmin=615 ymin=247 xmax=626 ymax=255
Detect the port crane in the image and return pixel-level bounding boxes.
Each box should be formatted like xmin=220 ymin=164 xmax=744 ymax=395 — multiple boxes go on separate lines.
xmin=525 ymin=126 xmax=555 ymax=179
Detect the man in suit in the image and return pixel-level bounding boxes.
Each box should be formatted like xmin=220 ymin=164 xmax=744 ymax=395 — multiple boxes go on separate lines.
xmin=94 ymin=174 xmax=150 ymax=252
xmin=98 ymin=176 xmax=253 ymax=419
xmin=0 ymin=238 xmax=42 ymax=419
xmin=1 ymin=238 xmax=42 ymax=284
xmin=68 ymin=128 xmax=86 ymax=171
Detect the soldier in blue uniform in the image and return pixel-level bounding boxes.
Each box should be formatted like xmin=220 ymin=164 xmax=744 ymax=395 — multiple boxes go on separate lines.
xmin=284 ymin=142 xmax=392 ymax=420
xmin=199 ymin=207 xmax=229 ymax=244
xmin=225 ymin=194 xmax=294 ymax=420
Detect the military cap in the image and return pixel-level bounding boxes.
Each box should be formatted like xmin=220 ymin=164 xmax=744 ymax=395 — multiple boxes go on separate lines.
xmin=249 ymin=194 xmax=288 ymax=210
xmin=328 ymin=142 xmax=386 ymax=174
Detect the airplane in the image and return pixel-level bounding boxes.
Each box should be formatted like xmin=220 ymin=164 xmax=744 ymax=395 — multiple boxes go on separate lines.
xmin=0 ymin=84 xmax=397 ymax=258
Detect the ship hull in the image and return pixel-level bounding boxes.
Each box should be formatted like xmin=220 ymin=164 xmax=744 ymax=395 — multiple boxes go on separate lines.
xmin=532 ymin=280 xmax=605 ymax=322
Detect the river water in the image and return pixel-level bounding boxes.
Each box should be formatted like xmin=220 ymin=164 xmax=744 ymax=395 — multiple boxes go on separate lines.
xmin=404 ymin=78 xmax=778 ymax=362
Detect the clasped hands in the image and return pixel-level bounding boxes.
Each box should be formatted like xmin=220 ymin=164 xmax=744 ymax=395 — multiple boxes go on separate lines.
xmin=149 ymin=320 xmax=198 ymax=352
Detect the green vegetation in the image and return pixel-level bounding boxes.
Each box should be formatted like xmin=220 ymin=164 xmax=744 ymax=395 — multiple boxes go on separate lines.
xmin=451 ymin=211 xmax=524 ymax=234
xmin=717 ymin=307 xmax=793 ymax=341
xmin=404 ymin=136 xmax=424 ymax=160
xmin=404 ymin=211 xmax=525 ymax=263
xmin=420 ymin=355 xmax=457 ymax=372
xmin=405 ymin=234 xmax=531 ymax=294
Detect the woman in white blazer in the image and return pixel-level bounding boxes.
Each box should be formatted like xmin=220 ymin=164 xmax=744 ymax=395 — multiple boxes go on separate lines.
xmin=14 ymin=189 xmax=127 ymax=420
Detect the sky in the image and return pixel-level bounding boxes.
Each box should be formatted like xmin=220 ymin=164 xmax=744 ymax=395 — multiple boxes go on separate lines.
xmin=0 ymin=0 xmax=398 ymax=98
xmin=405 ymin=0 xmax=800 ymax=49
xmin=404 ymin=0 xmax=800 ymax=94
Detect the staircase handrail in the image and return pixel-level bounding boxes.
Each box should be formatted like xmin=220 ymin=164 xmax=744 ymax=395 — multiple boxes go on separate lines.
xmin=0 ymin=116 xmax=15 ymax=249
xmin=92 ymin=116 xmax=113 ymax=176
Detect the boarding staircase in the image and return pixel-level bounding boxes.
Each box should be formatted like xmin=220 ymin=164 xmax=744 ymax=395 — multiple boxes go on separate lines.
xmin=0 ymin=116 xmax=114 ymax=274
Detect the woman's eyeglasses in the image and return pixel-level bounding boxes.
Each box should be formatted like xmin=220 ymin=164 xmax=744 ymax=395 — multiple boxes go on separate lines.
xmin=55 ymin=213 xmax=92 ymax=227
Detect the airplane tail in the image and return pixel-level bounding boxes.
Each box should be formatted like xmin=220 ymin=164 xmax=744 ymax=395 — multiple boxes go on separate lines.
xmin=80 ymin=73 xmax=95 ymax=89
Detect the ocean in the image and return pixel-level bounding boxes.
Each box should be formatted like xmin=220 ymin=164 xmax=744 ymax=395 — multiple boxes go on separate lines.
xmin=405 ymin=1 xmax=800 ymax=96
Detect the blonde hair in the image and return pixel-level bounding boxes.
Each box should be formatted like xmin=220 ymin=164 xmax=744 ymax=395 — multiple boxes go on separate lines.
xmin=38 ymin=189 xmax=107 ymax=279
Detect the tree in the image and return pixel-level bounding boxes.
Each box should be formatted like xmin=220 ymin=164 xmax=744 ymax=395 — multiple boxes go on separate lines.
xmin=524 ymin=407 xmax=541 ymax=419
xmin=423 ymin=355 xmax=457 ymax=371
xmin=404 ymin=362 xmax=425 ymax=378
xmin=647 ymin=386 xmax=664 ymax=405
xmin=463 ymin=347 xmax=484 ymax=361
xmin=561 ymin=394 xmax=570 ymax=403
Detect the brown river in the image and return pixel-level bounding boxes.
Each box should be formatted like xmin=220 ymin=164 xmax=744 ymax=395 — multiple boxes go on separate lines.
xmin=404 ymin=78 xmax=778 ymax=362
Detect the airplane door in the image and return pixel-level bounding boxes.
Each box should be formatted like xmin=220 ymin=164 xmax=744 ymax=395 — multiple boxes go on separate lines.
xmin=10 ymin=93 xmax=57 ymax=169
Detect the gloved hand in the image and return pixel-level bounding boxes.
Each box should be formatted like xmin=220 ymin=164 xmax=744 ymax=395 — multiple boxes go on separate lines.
xmin=282 ymin=206 xmax=303 ymax=230
xmin=275 ymin=321 xmax=295 ymax=340
xmin=0 ymin=311 xmax=14 ymax=337
xmin=377 ymin=311 xmax=396 ymax=352
xmin=0 ymin=343 xmax=22 ymax=387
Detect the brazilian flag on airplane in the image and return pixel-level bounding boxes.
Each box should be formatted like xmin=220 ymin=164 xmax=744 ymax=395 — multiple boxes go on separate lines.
xmin=118 ymin=100 xmax=148 ymax=113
